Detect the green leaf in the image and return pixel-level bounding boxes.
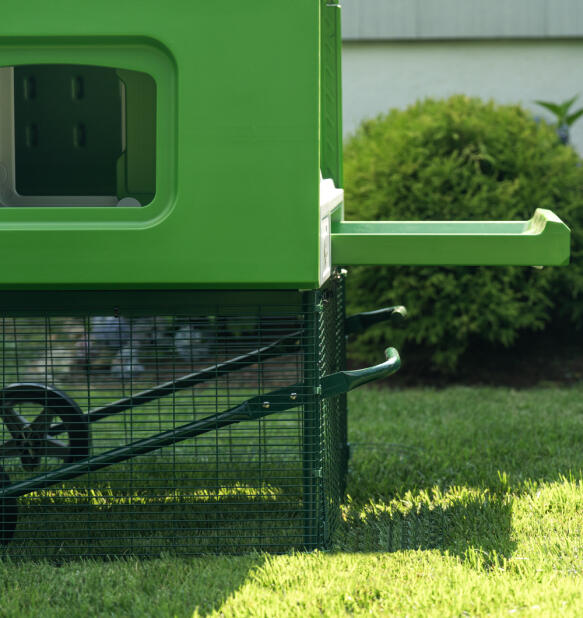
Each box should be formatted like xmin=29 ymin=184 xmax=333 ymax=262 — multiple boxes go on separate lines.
xmin=566 ymin=107 xmax=583 ymax=126
xmin=560 ymin=94 xmax=579 ymax=116
xmin=535 ymin=100 xmax=563 ymax=118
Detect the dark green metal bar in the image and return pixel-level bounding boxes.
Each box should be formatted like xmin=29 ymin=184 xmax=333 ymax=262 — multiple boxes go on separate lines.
xmin=336 ymin=274 xmax=349 ymax=496
xmin=302 ymin=291 xmax=320 ymax=549
xmin=0 ymin=384 xmax=308 ymax=500
xmin=48 ymin=330 xmax=302 ymax=436
xmin=0 ymin=289 xmax=303 ymax=317
xmin=0 ymin=329 xmax=401 ymax=505
xmin=320 ymin=347 xmax=401 ymax=398
xmin=344 ymin=305 xmax=407 ymax=336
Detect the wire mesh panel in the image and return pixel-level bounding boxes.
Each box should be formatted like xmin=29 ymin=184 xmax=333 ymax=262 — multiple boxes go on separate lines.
xmin=319 ymin=280 xmax=347 ymax=541
xmin=0 ymin=282 xmax=347 ymax=559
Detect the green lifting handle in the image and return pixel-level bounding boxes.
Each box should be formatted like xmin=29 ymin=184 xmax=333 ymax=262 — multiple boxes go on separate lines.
xmin=0 ymin=347 xmax=401 ymax=504
xmin=345 ymin=305 xmax=407 ymax=336
xmin=320 ymin=347 xmax=401 ymax=398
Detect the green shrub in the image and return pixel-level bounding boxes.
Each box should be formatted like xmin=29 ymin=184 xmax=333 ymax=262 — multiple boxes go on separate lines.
xmin=344 ymin=95 xmax=583 ymax=372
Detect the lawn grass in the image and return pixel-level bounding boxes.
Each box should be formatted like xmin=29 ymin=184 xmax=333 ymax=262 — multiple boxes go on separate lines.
xmin=1 ymin=385 xmax=583 ymax=616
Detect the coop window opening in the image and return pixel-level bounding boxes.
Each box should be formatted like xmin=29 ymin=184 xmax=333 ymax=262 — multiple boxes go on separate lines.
xmin=0 ymin=64 xmax=156 ymax=207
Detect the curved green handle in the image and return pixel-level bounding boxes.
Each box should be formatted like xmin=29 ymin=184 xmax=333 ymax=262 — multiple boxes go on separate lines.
xmin=345 ymin=305 xmax=407 ymax=336
xmin=320 ymin=347 xmax=401 ymax=398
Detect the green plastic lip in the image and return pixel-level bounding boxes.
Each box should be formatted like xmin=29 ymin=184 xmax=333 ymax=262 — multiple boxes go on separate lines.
xmin=331 ymin=208 xmax=571 ymax=266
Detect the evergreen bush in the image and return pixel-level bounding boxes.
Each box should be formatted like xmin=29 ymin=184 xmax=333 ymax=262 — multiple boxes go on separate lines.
xmin=344 ymin=95 xmax=583 ymax=372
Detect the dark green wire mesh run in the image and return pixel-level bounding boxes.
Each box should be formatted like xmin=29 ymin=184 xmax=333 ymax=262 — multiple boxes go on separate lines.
xmin=0 ymin=281 xmax=347 ymax=559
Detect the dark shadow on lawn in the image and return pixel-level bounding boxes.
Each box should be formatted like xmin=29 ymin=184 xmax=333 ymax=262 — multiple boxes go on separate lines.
xmin=334 ymin=379 xmax=583 ymax=563
xmin=0 ymin=502 xmax=274 ymax=616
xmin=0 ymin=475 xmax=301 ymax=614
xmin=334 ymin=493 xmax=516 ymax=567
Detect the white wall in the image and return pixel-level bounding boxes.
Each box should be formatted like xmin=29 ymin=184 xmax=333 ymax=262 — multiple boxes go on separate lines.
xmin=342 ymin=40 xmax=583 ymax=154
xmin=341 ymin=0 xmax=583 ymax=40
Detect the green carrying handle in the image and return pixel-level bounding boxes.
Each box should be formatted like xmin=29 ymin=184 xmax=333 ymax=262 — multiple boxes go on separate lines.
xmin=345 ymin=305 xmax=407 ymax=336
xmin=0 ymin=348 xmax=402 ymax=505
xmin=320 ymin=347 xmax=401 ymax=398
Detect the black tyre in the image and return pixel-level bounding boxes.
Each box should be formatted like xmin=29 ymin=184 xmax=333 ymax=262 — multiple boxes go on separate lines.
xmin=0 ymin=383 xmax=90 ymax=471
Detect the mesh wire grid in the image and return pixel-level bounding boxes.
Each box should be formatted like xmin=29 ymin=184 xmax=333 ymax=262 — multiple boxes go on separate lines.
xmin=0 ymin=280 xmax=347 ymax=559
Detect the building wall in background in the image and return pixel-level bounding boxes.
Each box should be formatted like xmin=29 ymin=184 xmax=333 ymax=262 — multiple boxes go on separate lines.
xmin=342 ymin=0 xmax=583 ymax=40
xmin=341 ymin=2 xmax=583 ymax=153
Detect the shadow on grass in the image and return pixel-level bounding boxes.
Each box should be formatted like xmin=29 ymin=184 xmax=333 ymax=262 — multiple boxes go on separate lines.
xmin=3 ymin=487 xmax=306 ymax=561
xmin=0 ymin=491 xmax=281 ymax=616
xmin=334 ymin=384 xmax=583 ymax=564
xmin=0 ymin=462 xmax=306 ymax=618
xmin=334 ymin=491 xmax=516 ymax=567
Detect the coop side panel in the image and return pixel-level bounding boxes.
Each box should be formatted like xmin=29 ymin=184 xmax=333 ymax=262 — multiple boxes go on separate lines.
xmin=0 ymin=0 xmax=321 ymax=289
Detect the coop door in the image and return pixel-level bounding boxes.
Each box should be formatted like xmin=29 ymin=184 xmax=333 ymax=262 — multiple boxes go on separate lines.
xmin=0 ymin=65 xmax=156 ymax=207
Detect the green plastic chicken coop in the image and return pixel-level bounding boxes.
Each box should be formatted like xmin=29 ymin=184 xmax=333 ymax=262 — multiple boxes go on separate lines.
xmin=0 ymin=0 xmax=570 ymax=558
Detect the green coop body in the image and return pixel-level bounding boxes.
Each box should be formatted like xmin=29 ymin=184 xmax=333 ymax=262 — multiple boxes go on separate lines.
xmin=0 ymin=0 xmax=327 ymax=289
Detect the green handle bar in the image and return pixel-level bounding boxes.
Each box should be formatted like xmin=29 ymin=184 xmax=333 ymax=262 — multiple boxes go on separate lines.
xmin=345 ymin=305 xmax=407 ymax=336
xmin=0 ymin=347 xmax=402 ymax=501
xmin=320 ymin=347 xmax=401 ymax=398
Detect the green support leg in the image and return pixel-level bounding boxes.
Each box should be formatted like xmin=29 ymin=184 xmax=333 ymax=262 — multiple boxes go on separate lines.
xmin=302 ymin=291 xmax=320 ymax=550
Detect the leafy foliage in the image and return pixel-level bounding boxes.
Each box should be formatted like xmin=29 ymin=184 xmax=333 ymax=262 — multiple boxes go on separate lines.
xmin=535 ymin=95 xmax=583 ymax=145
xmin=344 ymin=95 xmax=583 ymax=372
xmin=535 ymin=95 xmax=583 ymax=128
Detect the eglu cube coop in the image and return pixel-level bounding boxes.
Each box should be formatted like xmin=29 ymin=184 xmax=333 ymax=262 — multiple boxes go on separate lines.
xmin=0 ymin=1 xmax=570 ymax=559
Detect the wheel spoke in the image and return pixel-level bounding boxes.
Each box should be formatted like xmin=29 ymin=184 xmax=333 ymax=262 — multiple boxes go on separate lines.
xmin=37 ymin=438 xmax=70 ymax=460
xmin=0 ymin=407 xmax=29 ymax=437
